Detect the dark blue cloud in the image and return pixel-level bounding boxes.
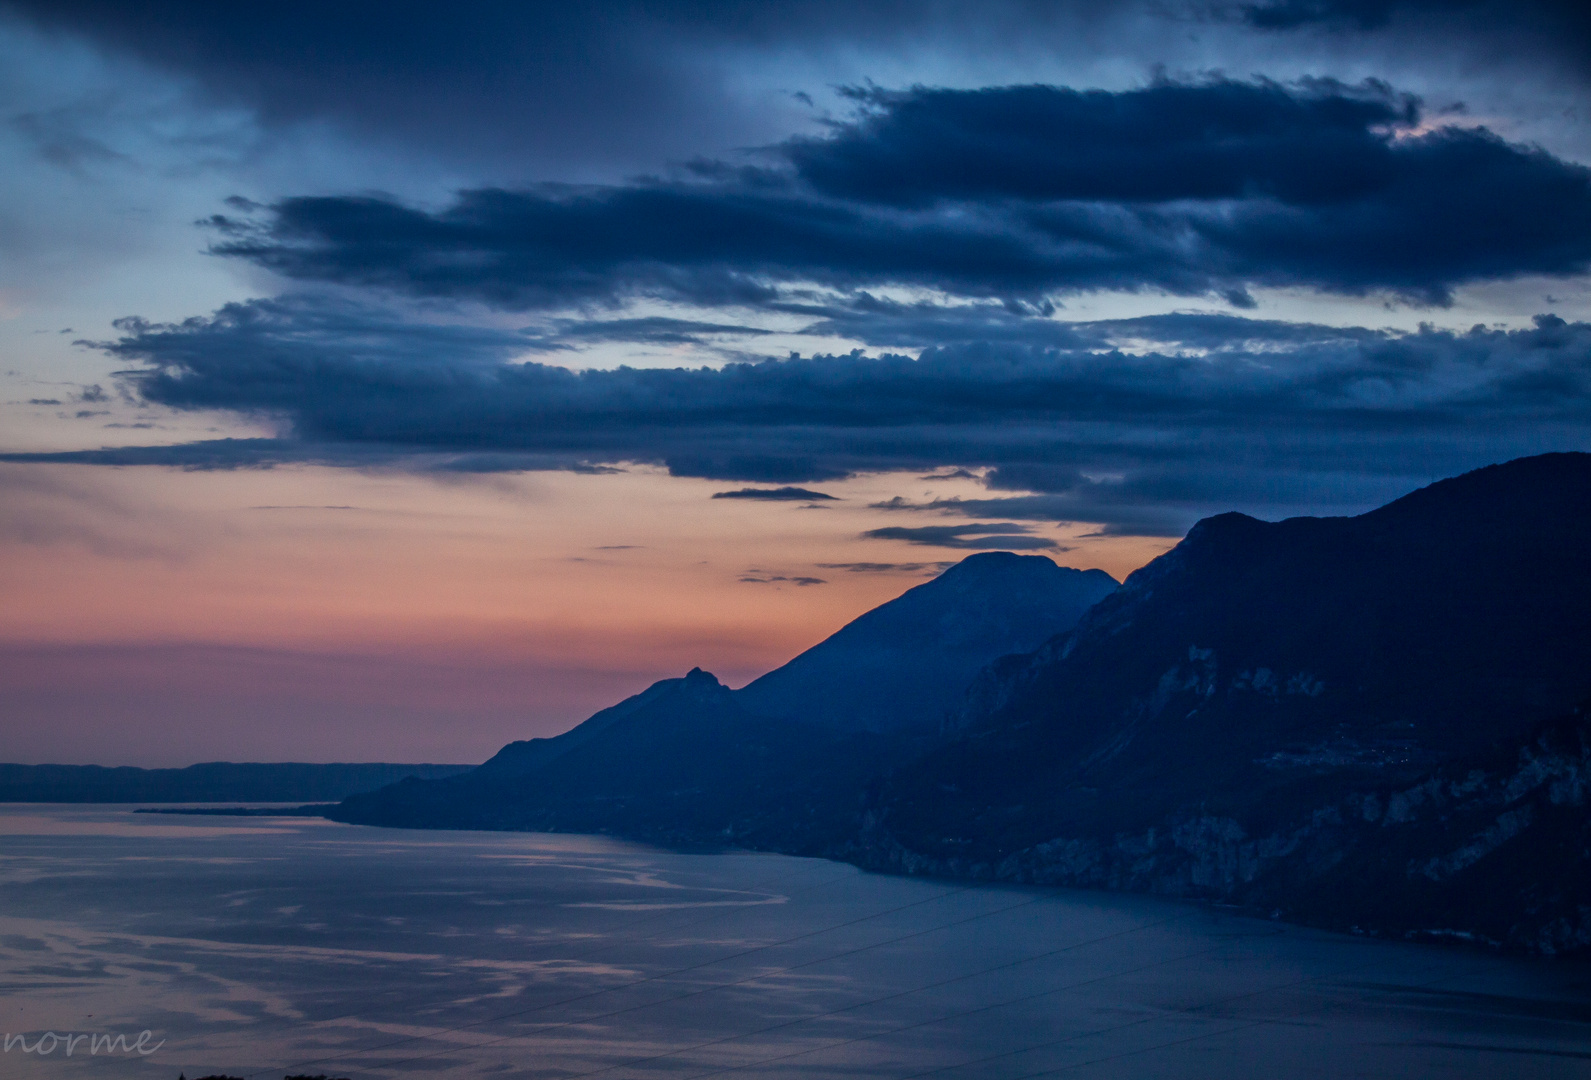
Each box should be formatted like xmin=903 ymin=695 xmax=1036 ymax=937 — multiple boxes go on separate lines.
xmin=738 ymin=573 xmax=827 ymax=585
xmin=1238 ymin=0 xmax=1588 ymax=34
xmin=0 ymin=1 xmax=836 ymax=171
xmin=548 ymin=317 xmax=774 ymax=346
xmin=11 ymin=295 xmax=1589 ymax=536
xmin=3 ymin=1 xmax=1205 ymax=176
xmin=859 ymin=523 xmax=1063 ymax=550
xmin=786 ymin=295 xmax=1392 ymax=350
xmin=16 ymin=0 xmax=1586 ymax=143
xmin=712 ymin=487 xmax=837 ymax=500
xmin=815 ymin=561 xmax=956 ymax=573
xmin=0 ymin=438 xmax=350 ymax=469
xmin=209 ymin=184 xmax=1074 ymax=307
xmin=872 ymin=477 xmax=1307 ymax=538
xmin=1239 ymin=0 xmax=1420 ymax=27
xmin=97 ymin=294 xmax=1583 ymax=451
xmin=207 ymin=79 xmax=1591 ymax=306
xmin=785 ymin=79 xmax=1419 ymax=207
xmin=1231 ymin=1 xmax=1591 ymax=76
xmin=0 ymin=437 xmax=623 ymax=474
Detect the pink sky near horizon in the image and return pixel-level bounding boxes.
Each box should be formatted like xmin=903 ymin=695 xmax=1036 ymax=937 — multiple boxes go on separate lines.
xmin=3 ymin=6 xmax=1590 ymax=774
xmin=0 ymin=462 xmax=1171 ymax=766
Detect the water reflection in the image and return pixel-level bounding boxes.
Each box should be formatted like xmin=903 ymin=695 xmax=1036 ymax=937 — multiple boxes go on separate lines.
xmin=0 ymin=804 xmax=1586 ymax=1078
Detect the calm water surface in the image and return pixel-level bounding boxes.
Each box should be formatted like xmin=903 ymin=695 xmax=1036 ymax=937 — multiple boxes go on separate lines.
xmin=1 ymin=804 xmax=1588 ymax=1079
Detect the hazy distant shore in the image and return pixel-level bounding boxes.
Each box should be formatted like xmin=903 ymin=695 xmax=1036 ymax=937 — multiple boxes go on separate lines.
xmin=0 ymin=762 xmax=473 ymax=804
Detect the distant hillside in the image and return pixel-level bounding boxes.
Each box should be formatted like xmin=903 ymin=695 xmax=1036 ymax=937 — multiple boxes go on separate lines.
xmin=337 ymin=668 xmax=898 ymax=849
xmin=0 ymin=761 xmax=475 ymax=803
xmin=338 ymin=552 xmax=1113 ymax=840
xmin=735 ymin=552 xmax=1116 ymax=731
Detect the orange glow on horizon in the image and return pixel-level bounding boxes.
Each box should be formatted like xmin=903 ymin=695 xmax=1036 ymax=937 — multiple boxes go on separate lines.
xmin=0 ymin=463 xmax=1174 ymax=764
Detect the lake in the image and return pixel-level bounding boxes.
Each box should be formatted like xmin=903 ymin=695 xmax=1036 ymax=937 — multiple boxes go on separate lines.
xmin=0 ymin=804 xmax=1587 ymax=1078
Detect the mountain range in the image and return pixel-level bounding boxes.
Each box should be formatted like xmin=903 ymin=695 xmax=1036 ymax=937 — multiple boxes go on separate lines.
xmin=337 ymin=553 xmax=1113 ymax=845
xmin=334 ymin=453 xmax=1591 ymax=955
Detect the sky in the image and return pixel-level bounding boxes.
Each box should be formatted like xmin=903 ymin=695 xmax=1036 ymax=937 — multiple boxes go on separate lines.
xmin=2 ymin=0 xmax=1589 ymax=765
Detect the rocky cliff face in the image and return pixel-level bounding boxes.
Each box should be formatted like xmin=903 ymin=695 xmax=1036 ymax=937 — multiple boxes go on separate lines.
xmin=846 ymin=701 xmax=1591 ymax=954
xmin=847 ymin=453 xmax=1591 ymax=955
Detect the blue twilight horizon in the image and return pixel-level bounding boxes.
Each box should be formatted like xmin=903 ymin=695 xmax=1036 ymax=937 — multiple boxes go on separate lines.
xmin=1 ymin=0 xmax=1589 ymax=765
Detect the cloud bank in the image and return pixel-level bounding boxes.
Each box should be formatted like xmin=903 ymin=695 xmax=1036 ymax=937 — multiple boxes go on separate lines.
xmin=713 ymin=487 xmax=838 ymax=501
xmin=8 ymin=292 xmax=1587 ymax=536
xmin=7 ymin=67 xmax=1588 ymax=539
xmin=202 ymin=79 xmax=1591 ymax=308
xmin=860 ymin=523 xmax=1062 ymax=550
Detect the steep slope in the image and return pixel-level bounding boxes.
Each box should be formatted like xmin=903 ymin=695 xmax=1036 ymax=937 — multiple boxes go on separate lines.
xmin=470 ymin=671 xmax=716 ymax=778
xmin=854 ymin=452 xmax=1591 ymax=949
xmin=734 ymin=553 xmax=1117 ymax=731
xmin=1256 ymin=699 xmax=1591 ymax=955
xmin=336 ymin=553 xmax=1116 ymax=839
xmin=334 ymin=669 xmax=897 ymax=850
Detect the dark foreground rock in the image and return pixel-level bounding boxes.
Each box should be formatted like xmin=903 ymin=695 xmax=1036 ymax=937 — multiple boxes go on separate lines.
xmin=846 ymin=699 xmax=1591 ymax=956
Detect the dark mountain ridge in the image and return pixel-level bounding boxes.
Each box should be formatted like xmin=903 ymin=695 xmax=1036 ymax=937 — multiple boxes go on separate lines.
xmin=336 ymin=554 xmax=1117 ymax=842
xmin=877 ymin=452 xmax=1591 ymax=851
xmin=336 ymin=453 xmax=1591 ymax=954
xmin=849 ymin=452 xmax=1591 ymax=952
xmin=734 ymin=552 xmax=1117 ymax=731
xmin=338 ymin=668 xmax=900 ymax=849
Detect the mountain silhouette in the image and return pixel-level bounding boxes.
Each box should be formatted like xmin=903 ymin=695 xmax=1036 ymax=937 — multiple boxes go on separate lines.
xmin=858 ymin=452 xmax=1591 ymax=951
xmin=336 ymin=553 xmax=1114 ymax=842
xmin=735 ymin=552 xmax=1117 ymax=731
xmin=336 ymin=453 xmax=1591 ymax=953
xmin=336 ymin=667 xmax=896 ymax=848
xmin=877 ymin=451 xmax=1591 ymax=849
